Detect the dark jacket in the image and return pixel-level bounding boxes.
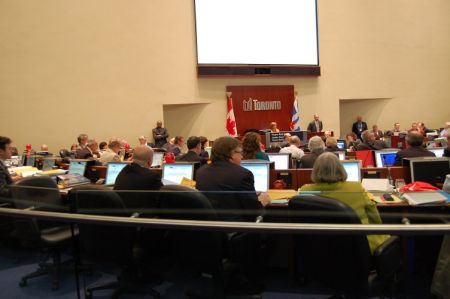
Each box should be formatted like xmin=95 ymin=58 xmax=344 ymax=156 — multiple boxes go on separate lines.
xmin=352 ymin=121 xmax=368 ymax=139
xmin=298 ymin=149 xmax=325 ymax=168
xmin=0 ymin=161 xmax=13 ymax=198
xmin=307 ymin=120 xmax=323 ymax=132
xmin=394 ymin=146 xmax=436 ymax=166
xmin=176 ymin=150 xmax=207 ymax=165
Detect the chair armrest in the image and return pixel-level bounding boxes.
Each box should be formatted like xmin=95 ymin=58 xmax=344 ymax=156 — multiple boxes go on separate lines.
xmin=373 ymin=236 xmax=402 ymax=279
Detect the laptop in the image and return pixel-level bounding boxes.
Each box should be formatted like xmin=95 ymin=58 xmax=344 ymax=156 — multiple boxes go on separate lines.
xmin=341 ymin=160 xmax=361 ymax=182
xmin=162 ymin=163 xmax=195 ymax=185
xmin=240 ymin=161 xmax=270 ymax=192
xmin=105 ymin=162 xmax=129 ymax=185
xmin=267 ymin=153 xmax=291 ymax=170
xmin=151 ymin=152 xmax=164 ymax=168
xmin=42 ymin=158 xmax=56 ymax=171
xmin=337 ymin=139 xmax=346 ymax=150
xmin=374 ymin=149 xmax=399 ymax=167
xmin=68 ymin=160 xmax=88 ymax=176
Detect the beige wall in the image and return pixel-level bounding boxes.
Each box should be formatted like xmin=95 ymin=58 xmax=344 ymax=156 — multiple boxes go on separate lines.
xmin=1 ymin=0 xmax=449 ymax=152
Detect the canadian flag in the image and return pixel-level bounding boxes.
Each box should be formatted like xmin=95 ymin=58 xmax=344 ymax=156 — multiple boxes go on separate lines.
xmin=226 ymin=96 xmax=238 ymax=137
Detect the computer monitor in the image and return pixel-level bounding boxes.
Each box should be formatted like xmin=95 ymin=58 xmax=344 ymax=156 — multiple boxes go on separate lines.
xmin=68 ymin=160 xmax=88 ymax=176
xmin=267 ymin=153 xmax=291 ymax=170
xmin=105 ymin=162 xmax=129 ymax=185
xmin=335 ymin=151 xmax=346 ymax=161
xmin=374 ymin=149 xmax=399 ymax=167
xmin=240 ymin=161 xmax=270 ymax=192
xmin=429 ymin=148 xmax=444 ymax=158
xmin=42 ymin=158 xmax=56 ymax=171
xmin=407 ymin=157 xmax=450 ymax=187
xmin=341 ymin=160 xmax=361 ymax=182
xmin=337 ymin=139 xmax=346 ymax=150
xmin=151 ymin=152 xmax=164 ymax=167
xmin=162 ymin=163 xmax=195 ymax=185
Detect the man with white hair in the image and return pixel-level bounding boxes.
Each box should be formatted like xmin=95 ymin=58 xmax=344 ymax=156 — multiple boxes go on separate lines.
xmin=280 ymin=136 xmax=305 ymax=159
xmin=439 ymin=122 xmax=450 ymax=138
xmin=298 ymin=136 xmax=325 ymax=168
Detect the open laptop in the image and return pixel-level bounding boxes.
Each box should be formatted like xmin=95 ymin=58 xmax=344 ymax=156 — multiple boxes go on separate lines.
xmin=267 ymin=153 xmax=291 ymax=170
xmin=374 ymin=149 xmax=399 ymax=167
xmin=104 ymin=162 xmax=129 ymax=185
xmin=240 ymin=161 xmax=270 ymax=192
xmin=337 ymin=139 xmax=346 ymax=150
xmin=42 ymin=158 xmax=56 ymax=171
xmin=151 ymin=152 xmax=164 ymax=168
xmin=68 ymin=160 xmax=88 ymax=176
xmin=341 ymin=160 xmax=361 ymax=182
xmin=162 ymin=163 xmax=195 ymax=185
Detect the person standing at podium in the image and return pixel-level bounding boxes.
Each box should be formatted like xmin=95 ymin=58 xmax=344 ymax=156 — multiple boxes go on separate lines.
xmin=306 ymin=114 xmax=323 ymax=132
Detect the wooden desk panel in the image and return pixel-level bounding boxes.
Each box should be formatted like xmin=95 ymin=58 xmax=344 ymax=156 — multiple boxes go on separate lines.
xmin=297 ymin=169 xmax=313 ymax=188
xmin=270 ymin=169 xmax=299 ymax=190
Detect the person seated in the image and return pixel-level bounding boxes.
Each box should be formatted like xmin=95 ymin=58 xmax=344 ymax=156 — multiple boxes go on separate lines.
xmin=280 ymin=136 xmax=305 ymax=160
xmin=439 ymin=121 xmax=450 ymax=138
xmin=36 ymin=144 xmax=52 ymax=156
xmin=98 ymin=141 xmax=108 ymax=153
xmin=417 ymin=122 xmax=429 ymax=136
xmin=175 ymin=136 xmax=207 ymax=165
xmin=300 ymin=152 xmax=389 ymax=254
xmin=167 ymin=136 xmax=184 ymax=157
xmin=0 ymin=136 xmax=22 ymax=198
xmin=384 ymin=122 xmax=403 ymax=137
xmin=394 ymin=131 xmax=436 ymax=166
xmin=345 ymin=133 xmax=360 ymax=151
xmin=138 ymin=136 xmax=149 ymax=147
xmin=298 ymin=136 xmax=325 ymax=168
xmin=355 ymin=130 xmax=388 ymax=151
xmin=444 ymin=136 xmax=450 ymax=158
xmin=269 ymin=121 xmax=280 ymax=133
xmin=242 ymin=132 xmax=269 ymax=161
xmin=325 ymin=137 xmax=340 ymax=152
xmin=99 ymin=140 xmax=122 ymax=165
xmin=408 ymin=122 xmax=419 ymax=133
xmin=76 ymin=133 xmax=89 ymax=150
xmin=371 ymin=125 xmax=384 ymax=140
xmin=76 ymin=139 xmax=100 ymax=159
xmin=199 ymin=136 xmax=209 ymax=159
xmin=280 ymin=133 xmax=291 ymax=148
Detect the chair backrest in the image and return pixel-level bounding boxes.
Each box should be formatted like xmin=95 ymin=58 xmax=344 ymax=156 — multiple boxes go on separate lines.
xmin=288 ymin=194 xmax=371 ymax=296
xmin=10 ymin=176 xmax=61 ymax=210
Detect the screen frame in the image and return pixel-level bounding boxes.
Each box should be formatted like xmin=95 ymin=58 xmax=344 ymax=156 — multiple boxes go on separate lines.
xmin=340 ymin=160 xmax=362 ymax=182
xmin=162 ymin=163 xmax=195 ymax=185
xmin=240 ymin=160 xmax=271 ymax=192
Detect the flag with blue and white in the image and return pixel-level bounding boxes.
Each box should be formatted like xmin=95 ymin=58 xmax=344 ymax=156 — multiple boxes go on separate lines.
xmin=290 ymin=96 xmax=301 ymax=131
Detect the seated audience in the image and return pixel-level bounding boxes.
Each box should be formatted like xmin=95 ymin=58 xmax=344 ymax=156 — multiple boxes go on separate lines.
xmin=99 ymin=141 xmax=108 ymax=153
xmin=99 ymin=140 xmax=122 ymax=165
xmin=199 ymin=136 xmax=209 ymax=159
xmin=269 ymin=121 xmax=280 ymax=133
xmin=408 ymin=122 xmax=419 ymax=133
xmin=76 ymin=139 xmax=100 ymax=159
xmin=325 ymin=137 xmax=340 ymax=152
xmin=37 ymin=144 xmax=52 ymax=156
xmin=345 ymin=132 xmax=360 ymax=151
xmin=444 ymin=136 xmax=450 ymax=157
xmin=175 ymin=136 xmax=207 ymax=165
xmin=371 ymin=124 xmax=384 ymax=140
xmin=114 ymin=146 xmax=162 ymax=207
xmin=242 ymin=132 xmax=269 ymax=161
xmin=138 ymin=136 xmax=149 ymax=147
xmin=439 ymin=122 xmax=450 ymax=138
xmin=280 ymin=136 xmax=305 ymax=159
xmin=355 ymin=130 xmax=388 ymax=151
xmin=0 ymin=136 xmax=22 ymax=197
xmin=417 ymin=122 xmax=429 ymax=136
xmin=77 ymin=133 xmax=88 ymax=149
xmin=300 ymin=152 xmax=389 ymax=254
xmin=167 ymin=136 xmax=184 ymax=157
xmin=394 ymin=131 xmax=435 ymax=166
xmin=280 ymin=133 xmax=291 ymax=148
xmin=298 ymin=136 xmax=325 ymax=168
xmin=384 ymin=122 xmax=403 ymax=136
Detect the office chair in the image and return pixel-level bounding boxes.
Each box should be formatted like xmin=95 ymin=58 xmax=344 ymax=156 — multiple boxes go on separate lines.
xmin=160 ymin=185 xmax=262 ymax=299
xmin=9 ymin=176 xmax=74 ymax=290
xmin=288 ymin=194 xmax=402 ymax=298
xmin=70 ymin=185 xmax=160 ymax=299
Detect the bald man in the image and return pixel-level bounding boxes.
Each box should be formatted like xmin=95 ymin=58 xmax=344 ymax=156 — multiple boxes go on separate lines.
xmin=114 ymin=146 xmax=162 ymax=207
xmin=306 ymin=114 xmax=323 ymax=132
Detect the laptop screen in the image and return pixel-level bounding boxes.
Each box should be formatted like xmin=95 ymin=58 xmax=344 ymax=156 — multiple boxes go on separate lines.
xmin=337 ymin=139 xmax=346 ymax=149
xmin=68 ymin=160 xmax=88 ymax=176
xmin=151 ymin=152 xmax=164 ymax=167
xmin=341 ymin=160 xmax=361 ymax=182
xmin=162 ymin=163 xmax=194 ymax=185
xmin=429 ymin=148 xmax=444 ymax=158
xmin=240 ymin=161 xmax=270 ymax=192
xmin=267 ymin=153 xmax=290 ymax=170
xmin=42 ymin=158 xmax=56 ymax=171
xmin=25 ymin=155 xmax=36 ymax=167
xmin=105 ymin=162 xmax=128 ymax=185
xmin=374 ymin=150 xmax=399 ymax=167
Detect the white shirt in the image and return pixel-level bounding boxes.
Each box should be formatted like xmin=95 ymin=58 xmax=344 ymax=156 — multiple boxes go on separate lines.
xmin=279 ymin=145 xmax=305 ymax=160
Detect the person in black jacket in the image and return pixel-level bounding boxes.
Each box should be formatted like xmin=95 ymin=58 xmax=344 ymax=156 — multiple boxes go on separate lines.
xmin=114 ymin=146 xmax=162 ymax=208
xmin=0 ymin=136 xmax=16 ymax=198
xmin=299 ymin=136 xmax=326 ymax=168
xmin=352 ymin=115 xmax=368 ymax=140
xmin=175 ymin=136 xmax=206 ymax=165
xmin=394 ymin=132 xmax=435 ymax=166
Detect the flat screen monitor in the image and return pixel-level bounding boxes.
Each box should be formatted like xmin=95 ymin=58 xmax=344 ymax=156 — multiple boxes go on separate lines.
xmin=335 ymin=151 xmax=346 ymax=161
xmin=429 ymin=148 xmax=444 ymax=158
xmin=151 ymin=152 xmax=164 ymax=168
xmin=42 ymin=158 xmax=56 ymax=171
xmin=341 ymin=160 xmax=361 ymax=182
xmin=105 ymin=162 xmax=128 ymax=185
xmin=374 ymin=150 xmax=399 ymax=167
xmin=408 ymin=157 xmax=450 ymax=187
xmin=267 ymin=153 xmax=291 ymax=170
xmin=337 ymin=139 xmax=346 ymax=150
xmin=240 ymin=161 xmax=270 ymax=192
xmin=68 ymin=160 xmax=88 ymax=176
xmin=162 ymin=163 xmax=195 ymax=185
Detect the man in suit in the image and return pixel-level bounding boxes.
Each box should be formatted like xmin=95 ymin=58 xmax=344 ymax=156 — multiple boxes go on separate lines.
xmin=114 ymin=146 xmax=162 ymax=208
xmin=167 ymin=136 xmax=184 ymax=157
xmin=298 ymin=136 xmax=325 ymax=168
xmin=152 ymin=121 xmax=169 ymax=148
xmin=175 ymin=136 xmax=206 ymax=165
xmin=0 ymin=136 xmax=18 ymax=197
xmin=196 ymin=136 xmax=269 ymax=222
xmin=371 ymin=124 xmax=384 ymax=140
xmin=355 ymin=130 xmax=388 ymax=151
xmin=76 ymin=139 xmax=100 ymax=159
xmin=394 ymin=131 xmax=435 ymax=166
xmin=307 ymin=114 xmax=323 ymax=132
xmin=352 ymin=115 xmax=368 ymax=140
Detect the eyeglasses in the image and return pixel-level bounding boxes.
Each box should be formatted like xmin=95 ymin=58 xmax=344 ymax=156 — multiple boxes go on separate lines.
xmin=233 ymin=150 xmax=243 ymax=155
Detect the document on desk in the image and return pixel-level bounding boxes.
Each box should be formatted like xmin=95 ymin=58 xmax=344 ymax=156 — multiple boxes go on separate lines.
xmin=362 ymin=178 xmax=393 ymax=192
xmin=402 ymin=191 xmax=447 ymax=206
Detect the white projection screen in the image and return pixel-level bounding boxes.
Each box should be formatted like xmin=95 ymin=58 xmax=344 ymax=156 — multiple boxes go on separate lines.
xmin=194 ymin=0 xmax=319 ymax=66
